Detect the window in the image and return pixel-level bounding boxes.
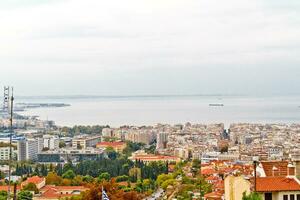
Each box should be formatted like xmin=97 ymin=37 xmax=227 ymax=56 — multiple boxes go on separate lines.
xmin=297 ymin=194 xmax=300 ymax=200
xmin=283 ymin=195 xmax=288 ymax=200
xmin=265 ymin=193 xmax=272 ymax=200
xmin=290 ymin=195 xmax=295 ymax=200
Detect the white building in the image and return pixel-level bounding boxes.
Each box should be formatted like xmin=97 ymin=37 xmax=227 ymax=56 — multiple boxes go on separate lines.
xmin=17 ymin=138 xmax=43 ymax=161
xmin=72 ymin=135 xmax=101 ymax=149
xmin=43 ymin=135 xmax=59 ymax=150
xmin=0 ymin=147 xmax=17 ymax=161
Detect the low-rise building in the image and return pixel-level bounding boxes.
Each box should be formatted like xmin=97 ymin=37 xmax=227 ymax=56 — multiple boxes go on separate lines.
xmin=72 ymin=135 xmax=101 ymax=149
xmin=256 ymin=177 xmax=300 ymax=200
xmin=37 ymin=147 xmax=104 ymax=163
xmin=96 ymin=141 xmax=126 ymax=153
xmin=37 ymin=185 xmax=88 ymax=200
xmin=21 ymin=176 xmax=46 ymax=190
xmin=129 ymin=150 xmax=180 ymax=163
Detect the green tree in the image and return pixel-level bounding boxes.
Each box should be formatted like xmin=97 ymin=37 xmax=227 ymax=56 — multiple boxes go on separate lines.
xmin=242 ymin=192 xmax=262 ymax=200
xmin=105 ymin=147 xmax=118 ymax=160
xmin=82 ymin=175 xmax=94 ymax=183
xmin=62 ymin=170 xmax=76 ymax=179
xmin=191 ymin=159 xmax=201 ymax=177
xmin=59 ymin=141 xmax=66 ymax=148
xmin=0 ymin=191 xmax=7 ymax=200
xmin=23 ymin=183 xmax=39 ymax=194
xmin=17 ymin=190 xmax=33 ymax=200
xmin=98 ymin=172 xmax=111 ymax=181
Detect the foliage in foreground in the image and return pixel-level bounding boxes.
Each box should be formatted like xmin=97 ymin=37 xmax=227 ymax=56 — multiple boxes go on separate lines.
xmin=242 ymin=192 xmax=262 ymax=200
xmin=66 ymin=179 xmax=141 ymax=200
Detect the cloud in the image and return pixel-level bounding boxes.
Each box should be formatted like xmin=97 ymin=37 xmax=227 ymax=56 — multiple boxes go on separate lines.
xmin=0 ymin=0 xmax=299 ymax=95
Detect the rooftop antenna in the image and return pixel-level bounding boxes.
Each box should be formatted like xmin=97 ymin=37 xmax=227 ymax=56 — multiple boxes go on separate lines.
xmin=7 ymin=87 xmax=14 ymax=200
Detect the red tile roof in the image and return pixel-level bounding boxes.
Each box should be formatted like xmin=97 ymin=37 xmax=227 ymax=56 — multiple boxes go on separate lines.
xmin=40 ymin=185 xmax=87 ymax=192
xmin=201 ymin=168 xmax=217 ymax=176
xmin=39 ymin=185 xmax=88 ymax=199
xmin=204 ymin=191 xmax=224 ymax=200
xmin=0 ymin=185 xmax=21 ymax=191
xmin=97 ymin=142 xmax=125 ymax=147
xmin=261 ymin=161 xmax=288 ymax=177
xmin=256 ymin=177 xmax=300 ymax=192
xmin=24 ymin=176 xmax=45 ymax=185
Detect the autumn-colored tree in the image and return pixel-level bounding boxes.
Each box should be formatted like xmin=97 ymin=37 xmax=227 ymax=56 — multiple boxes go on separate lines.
xmin=62 ymin=179 xmax=72 ymax=186
xmin=72 ymin=175 xmax=84 ymax=186
xmin=81 ymin=179 xmax=141 ymax=200
xmin=46 ymin=172 xmax=62 ymax=185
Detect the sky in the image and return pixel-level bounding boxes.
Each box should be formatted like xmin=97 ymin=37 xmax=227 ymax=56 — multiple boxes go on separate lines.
xmin=0 ymin=0 xmax=300 ymax=96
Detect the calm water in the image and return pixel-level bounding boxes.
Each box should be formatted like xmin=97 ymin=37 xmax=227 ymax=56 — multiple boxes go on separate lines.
xmin=16 ymin=95 xmax=300 ymax=127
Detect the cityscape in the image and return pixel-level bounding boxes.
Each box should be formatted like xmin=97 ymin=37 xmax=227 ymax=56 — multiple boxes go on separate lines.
xmin=1 ymin=0 xmax=300 ymax=200
xmin=0 ymin=86 xmax=299 ymax=200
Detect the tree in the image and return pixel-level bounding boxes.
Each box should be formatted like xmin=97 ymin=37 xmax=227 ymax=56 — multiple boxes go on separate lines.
xmin=72 ymin=175 xmax=84 ymax=186
xmin=0 ymin=191 xmax=7 ymax=200
xmin=46 ymin=172 xmax=62 ymax=185
xmin=220 ymin=145 xmax=229 ymax=153
xmin=55 ymin=164 xmax=63 ymax=176
xmin=62 ymin=179 xmax=72 ymax=186
xmin=80 ymin=179 xmax=140 ymax=200
xmin=242 ymin=192 xmax=262 ymax=200
xmin=62 ymin=170 xmax=76 ymax=179
xmin=59 ymin=141 xmax=66 ymax=148
xmin=98 ymin=172 xmax=111 ymax=182
xmin=105 ymin=147 xmax=118 ymax=160
xmin=82 ymin=175 xmax=94 ymax=183
xmin=40 ymin=164 xmax=48 ymax=176
xmin=17 ymin=190 xmax=33 ymax=200
xmin=42 ymin=147 xmax=49 ymax=151
xmin=23 ymin=183 xmax=39 ymax=194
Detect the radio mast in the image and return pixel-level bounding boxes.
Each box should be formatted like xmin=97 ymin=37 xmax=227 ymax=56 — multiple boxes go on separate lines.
xmin=7 ymin=87 xmax=14 ymax=200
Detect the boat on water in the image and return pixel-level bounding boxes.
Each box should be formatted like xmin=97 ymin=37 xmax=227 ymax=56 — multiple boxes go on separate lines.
xmin=209 ymin=103 xmax=224 ymax=107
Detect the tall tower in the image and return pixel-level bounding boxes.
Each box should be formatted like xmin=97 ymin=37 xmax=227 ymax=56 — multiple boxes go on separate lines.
xmin=3 ymin=86 xmax=10 ymax=114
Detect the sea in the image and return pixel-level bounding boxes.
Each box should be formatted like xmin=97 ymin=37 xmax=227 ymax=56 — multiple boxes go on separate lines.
xmin=15 ymin=95 xmax=300 ymax=128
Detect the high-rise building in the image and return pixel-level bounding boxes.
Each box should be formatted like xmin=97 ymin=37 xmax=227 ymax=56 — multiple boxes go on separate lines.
xmin=156 ymin=132 xmax=168 ymax=149
xmin=17 ymin=138 xmax=43 ymax=161
xmin=17 ymin=139 xmax=27 ymax=161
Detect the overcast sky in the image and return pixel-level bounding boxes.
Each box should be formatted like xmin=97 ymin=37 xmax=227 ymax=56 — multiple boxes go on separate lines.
xmin=0 ymin=0 xmax=300 ymax=96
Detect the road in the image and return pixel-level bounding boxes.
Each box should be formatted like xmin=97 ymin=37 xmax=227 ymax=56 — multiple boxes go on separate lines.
xmin=144 ymin=188 xmax=164 ymax=200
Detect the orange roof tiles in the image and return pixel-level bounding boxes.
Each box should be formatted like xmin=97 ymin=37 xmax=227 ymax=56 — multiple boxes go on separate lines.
xmin=0 ymin=185 xmax=21 ymax=191
xmin=201 ymin=168 xmax=217 ymax=176
xmin=256 ymin=177 xmax=300 ymax=192
xmin=204 ymin=191 xmax=223 ymax=200
xmin=24 ymin=176 xmax=45 ymax=185
xmin=40 ymin=185 xmax=88 ymax=199
xmin=261 ymin=161 xmax=288 ymax=177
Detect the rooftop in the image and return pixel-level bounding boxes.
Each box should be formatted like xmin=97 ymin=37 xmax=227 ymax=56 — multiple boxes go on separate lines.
xmin=261 ymin=161 xmax=288 ymax=177
xmin=256 ymin=177 xmax=300 ymax=192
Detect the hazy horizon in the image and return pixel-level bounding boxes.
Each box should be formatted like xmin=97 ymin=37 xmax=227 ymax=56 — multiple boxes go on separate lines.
xmin=1 ymin=0 xmax=300 ymax=96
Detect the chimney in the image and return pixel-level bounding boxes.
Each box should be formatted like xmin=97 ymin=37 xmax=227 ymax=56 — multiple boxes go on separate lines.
xmin=287 ymin=163 xmax=295 ymax=177
xmin=272 ymin=166 xmax=278 ymax=177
